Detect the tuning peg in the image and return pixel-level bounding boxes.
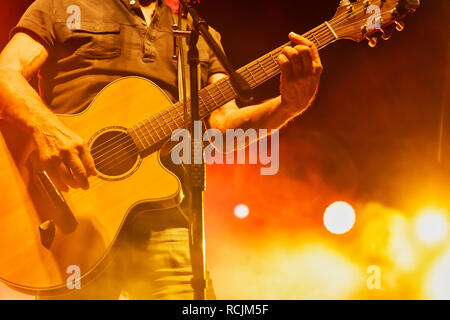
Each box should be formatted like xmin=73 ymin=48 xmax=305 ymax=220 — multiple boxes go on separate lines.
xmin=339 ymin=0 xmax=353 ymax=12
xmin=380 ymin=29 xmax=392 ymax=40
xmin=395 ymin=21 xmax=405 ymax=32
xmin=366 ymin=36 xmax=378 ymax=48
xmin=339 ymin=0 xmax=351 ymax=6
xmin=390 ymin=8 xmax=399 ymax=19
xmin=381 ymin=32 xmax=392 ymax=41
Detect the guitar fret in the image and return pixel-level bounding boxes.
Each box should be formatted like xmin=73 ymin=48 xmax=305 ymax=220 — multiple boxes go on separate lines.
xmin=309 ymin=31 xmax=321 ymax=47
xmin=159 ymin=112 xmax=172 ymax=131
xmin=257 ymin=59 xmax=269 ymax=77
xmin=204 ymin=87 xmax=218 ymax=107
xmin=131 ymin=126 xmax=145 ymax=150
xmin=137 ymin=123 xmax=150 ymax=147
xmin=166 ymin=109 xmax=179 ymax=128
xmin=199 ymin=95 xmax=209 ymax=112
xmin=245 ymin=65 xmax=257 ymax=85
xmin=127 ymin=21 xmax=340 ymax=154
xmin=224 ymin=79 xmax=237 ymax=96
xmin=174 ymin=104 xmax=183 ymax=119
xmin=142 ymin=120 xmax=155 ymax=144
xmin=325 ymin=21 xmax=338 ymax=40
xmin=214 ymin=83 xmax=227 ymax=101
xmin=269 ymin=52 xmax=279 ymax=66
xmin=161 ymin=111 xmax=176 ymax=131
xmin=146 ymin=118 xmax=161 ymax=139
xmin=267 ymin=52 xmax=279 ymax=71
xmin=153 ymin=115 xmax=167 ymax=136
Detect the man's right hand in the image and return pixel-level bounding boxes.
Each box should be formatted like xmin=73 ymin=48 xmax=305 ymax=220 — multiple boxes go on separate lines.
xmin=0 ymin=33 xmax=96 ymax=192
xmin=32 ymin=117 xmax=97 ymax=192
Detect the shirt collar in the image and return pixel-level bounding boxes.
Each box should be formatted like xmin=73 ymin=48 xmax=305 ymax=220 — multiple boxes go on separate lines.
xmin=119 ymin=0 xmax=163 ymax=12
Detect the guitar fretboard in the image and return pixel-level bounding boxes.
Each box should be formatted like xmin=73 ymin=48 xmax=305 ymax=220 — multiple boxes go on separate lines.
xmin=128 ymin=22 xmax=337 ymax=152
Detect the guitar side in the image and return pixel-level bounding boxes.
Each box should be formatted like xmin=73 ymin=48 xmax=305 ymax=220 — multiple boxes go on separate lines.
xmin=0 ymin=77 xmax=182 ymax=295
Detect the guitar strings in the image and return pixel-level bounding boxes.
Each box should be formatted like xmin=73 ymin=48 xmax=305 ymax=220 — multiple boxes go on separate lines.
xmin=69 ymin=3 xmax=390 ymax=197
xmin=89 ymin=21 xmax=335 ymax=153
xmin=70 ymin=58 xmax=329 ymax=196
xmin=77 ymin=30 xmax=334 ymax=178
xmin=70 ymin=65 xmax=288 ymax=200
xmin=69 ymin=59 xmax=294 ymax=197
xmin=89 ymin=33 xmax=330 ymax=167
xmin=89 ymin=0 xmax=386 ymax=156
xmin=70 ymin=56 xmax=334 ymax=197
xmin=91 ymin=27 xmax=334 ymax=155
xmin=88 ymin=25 xmax=334 ymax=158
xmin=74 ymin=63 xmax=278 ymax=185
xmin=75 ymin=20 xmax=396 ymax=198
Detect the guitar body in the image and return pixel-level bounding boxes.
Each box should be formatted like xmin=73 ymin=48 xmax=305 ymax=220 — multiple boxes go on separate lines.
xmin=0 ymin=77 xmax=182 ymax=295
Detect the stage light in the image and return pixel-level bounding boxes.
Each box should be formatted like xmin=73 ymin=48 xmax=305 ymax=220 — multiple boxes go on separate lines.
xmin=387 ymin=214 xmax=417 ymax=271
xmin=414 ymin=208 xmax=448 ymax=245
xmin=425 ymin=249 xmax=450 ymax=299
xmin=214 ymin=242 xmax=362 ymax=299
xmin=323 ymin=201 xmax=356 ymax=235
xmin=234 ymin=204 xmax=250 ymax=219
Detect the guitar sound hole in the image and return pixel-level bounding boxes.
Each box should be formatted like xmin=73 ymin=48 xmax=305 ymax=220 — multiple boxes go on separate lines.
xmin=90 ymin=130 xmax=140 ymax=177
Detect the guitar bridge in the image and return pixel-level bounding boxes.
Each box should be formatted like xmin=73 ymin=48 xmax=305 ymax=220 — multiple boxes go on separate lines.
xmin=35 ymin=171 xmax=78 ymax=234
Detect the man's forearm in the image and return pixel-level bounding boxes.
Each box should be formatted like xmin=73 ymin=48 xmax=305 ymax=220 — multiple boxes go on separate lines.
xmin=0 ymin=68 xmax=57 ymax=133
xmin=0 ymin=68 xmax=95 ymax=189
xmin=210 ymin=95 xmax=307 ymax=133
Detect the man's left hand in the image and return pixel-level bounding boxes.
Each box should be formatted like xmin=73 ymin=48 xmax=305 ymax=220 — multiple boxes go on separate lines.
xmin=278 ymin=32 xmax=323 ymax=115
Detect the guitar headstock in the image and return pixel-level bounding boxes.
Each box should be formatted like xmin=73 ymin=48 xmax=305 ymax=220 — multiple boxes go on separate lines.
xmin=329 ymin=0 xmax=420 ymax=47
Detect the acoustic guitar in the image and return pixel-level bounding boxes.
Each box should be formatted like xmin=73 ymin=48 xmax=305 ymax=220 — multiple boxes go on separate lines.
xmin=0 ymin=0 xmax=419 ymax=295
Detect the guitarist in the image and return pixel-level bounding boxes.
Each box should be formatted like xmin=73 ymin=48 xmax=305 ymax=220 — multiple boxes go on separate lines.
xmin=0 ymin=0 xmax=322 ymax=299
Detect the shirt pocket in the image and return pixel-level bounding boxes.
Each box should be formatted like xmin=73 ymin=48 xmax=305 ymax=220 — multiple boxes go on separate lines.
xmin=55 ymin=21 xmax=122 ymax=60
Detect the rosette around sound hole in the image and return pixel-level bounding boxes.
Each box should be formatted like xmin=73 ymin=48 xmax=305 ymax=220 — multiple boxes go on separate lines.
xmin=90 ymin=129 xmax=140 ymax=177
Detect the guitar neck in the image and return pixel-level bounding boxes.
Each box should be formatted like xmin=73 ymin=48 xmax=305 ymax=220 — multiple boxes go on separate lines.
xmin=130 ymin=22 xmax=337 ymax=152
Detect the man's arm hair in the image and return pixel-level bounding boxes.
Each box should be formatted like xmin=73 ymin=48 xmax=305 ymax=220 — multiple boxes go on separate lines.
xmin=0 ymin=32 xmax=52 ymax=132
xmin=208 ymin=73 xmax=294 ymax=133
xmin=0 ymin=33 xmax=96 ymax=191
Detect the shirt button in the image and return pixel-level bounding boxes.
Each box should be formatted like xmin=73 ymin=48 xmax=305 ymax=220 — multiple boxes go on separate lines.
xmin=130 ymin=0 xmax=136 ymax=5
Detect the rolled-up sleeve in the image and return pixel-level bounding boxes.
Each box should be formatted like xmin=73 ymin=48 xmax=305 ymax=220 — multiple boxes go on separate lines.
xmin=10 ymin=0 xmax=56 ymax=53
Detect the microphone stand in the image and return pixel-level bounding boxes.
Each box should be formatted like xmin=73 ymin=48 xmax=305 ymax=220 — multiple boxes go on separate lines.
xmin=176 ymin=0 xmax=253 ymax=300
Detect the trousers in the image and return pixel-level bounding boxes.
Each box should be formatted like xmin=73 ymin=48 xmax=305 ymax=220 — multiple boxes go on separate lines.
xmin=38 ymin=207 xmax=215 ymax=300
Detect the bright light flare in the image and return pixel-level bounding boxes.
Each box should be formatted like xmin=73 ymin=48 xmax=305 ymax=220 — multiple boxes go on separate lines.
xmin=426 ymin=249 xmax=450 ymax=299
xmin=234 ymin=204 xmax=250 ymax=219
xmin=414 ymin=208 xmax=448 ymax=245
xmin=323 ymin=201 xmax=356 ymax=235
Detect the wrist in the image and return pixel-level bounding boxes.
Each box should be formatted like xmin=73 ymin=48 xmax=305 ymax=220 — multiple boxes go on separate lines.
xmin=28 ymin=110 xmax=59 ymax=136
xmin=279 ymin=97 xmax=302 ymax=117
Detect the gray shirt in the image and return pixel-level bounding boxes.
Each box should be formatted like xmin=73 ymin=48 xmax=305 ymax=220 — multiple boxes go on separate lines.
xmin=11 ymin=0 xmax=226 ymax=114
